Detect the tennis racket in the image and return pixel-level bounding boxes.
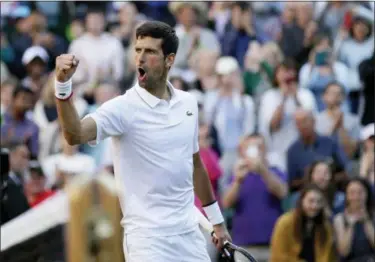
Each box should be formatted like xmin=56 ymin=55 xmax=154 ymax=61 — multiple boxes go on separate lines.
xmin=195 ymin=207 xmax=258 ymax=262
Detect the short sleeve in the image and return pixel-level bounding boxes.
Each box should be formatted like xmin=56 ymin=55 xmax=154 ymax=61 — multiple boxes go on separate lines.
xmin=84 ymin=96 xmax=131 ymax=147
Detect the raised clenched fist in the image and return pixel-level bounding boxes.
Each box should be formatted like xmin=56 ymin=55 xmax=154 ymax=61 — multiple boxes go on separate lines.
xmin=55 ymin=54 xmax=79 ymax=82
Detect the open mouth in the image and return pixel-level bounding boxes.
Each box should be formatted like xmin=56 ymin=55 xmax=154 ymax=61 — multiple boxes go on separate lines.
xmin=138 ymin=68 xmax=146 ymax=77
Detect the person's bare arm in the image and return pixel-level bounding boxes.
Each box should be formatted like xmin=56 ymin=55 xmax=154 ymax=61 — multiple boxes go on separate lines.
xmin=56 ymin=101 xmax=97 ymax=145
xmin=334 ymin=214 xmax=355 ymax=257
xmin=55 ymin=54 xmax=97 ymax=145
xmin=193 ymin=152 xmax=216 ymax=206
xmin=259 ymin=164 xmax=288 ymax=199
xmin=270 ymin=98 xmax=286 ymax=133
xmin=363 ymin=217 xmax=375 ymax=248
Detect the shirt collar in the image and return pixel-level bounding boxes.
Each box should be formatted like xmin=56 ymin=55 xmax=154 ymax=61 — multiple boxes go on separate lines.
xmin=135 ymin=81 xmax=180 ymax=108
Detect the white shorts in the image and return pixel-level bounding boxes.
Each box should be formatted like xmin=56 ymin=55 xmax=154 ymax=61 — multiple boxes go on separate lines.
xmin=123 ymin=227 xmax=211 ymax=262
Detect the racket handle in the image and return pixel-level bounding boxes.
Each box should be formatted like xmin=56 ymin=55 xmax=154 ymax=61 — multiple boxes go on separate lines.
xmin=195 ymin=207 xmax=232 ymax=258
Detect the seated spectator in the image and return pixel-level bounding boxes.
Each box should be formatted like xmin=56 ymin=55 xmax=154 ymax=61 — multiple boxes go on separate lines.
xmin=270 ymin=184 xmax=336 ymax=262
xmin=42 ymin=132 xmax=96 ymax=189
xmin=288 ymin=110 xmax=348 ymax=192
xmin=1 ymin=77 xmax=18 ymax=118
xmin=0 ymin=146 xmax=30 ymax=225
xmin=206 ymin=2 xmax=231 ymax=40
xmin=286 ymin=160 xmax=345 ymax=217
xmin=204 ymin=57 xmax=255 ymax=191
xmin=189 ymin=49 xmax=219 ymax=91
xmin=316 ymin=82 xmax=360 ymax=159
xmin=1 ymin=86 xmax=39 ymax=158
xmin=21 ymin=45 xmax=49 ymax=100
xmin=258 ymin=59 xmax=316 ymax=168
xmin=299 ymin=33 xmax=351 ymax=111
xmin=68 ymin=7 xmax=124 ymax=99
xmin=278 ymin=2 xmax=317 ymax=69
xmin=359 ymin=123 xmax=374 ymax=186
xmin=33 ymin=72 xmax=88 ymax=160
xmin=243 ymin=41 xmax=274 ymax=102
xmin=169 ymin=2 xmax=220 ymax=79
xmin=335 ymin=7 xmax=374 ymax=113
xmin=222 ymin=134 xmax=287 ymax=262
xmin=333 ymin=178 xmax=375 ymax=261
xmin=221 ymin=2 xmax=258 ymax=68
xmin=24 ymin=160 xmax=55 ymax=207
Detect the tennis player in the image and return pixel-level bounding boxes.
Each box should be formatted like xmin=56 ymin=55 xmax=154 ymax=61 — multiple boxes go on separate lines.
xmin=54 ymin=21 xmax=231 ymax=261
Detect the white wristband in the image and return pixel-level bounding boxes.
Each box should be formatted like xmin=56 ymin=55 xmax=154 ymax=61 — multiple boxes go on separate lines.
xmin=203 ymin=201 xmax=224 ymax=226
xmin=55 ymin=78 xmax=73 ymax=100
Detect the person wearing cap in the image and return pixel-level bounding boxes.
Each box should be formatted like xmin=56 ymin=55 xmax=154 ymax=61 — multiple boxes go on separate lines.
xmin=204 ymin=56 xmax=255 ymax=192
xmin=21 ymin=45 xmax=49 ymax=97
xmin=24 ymin=160 xmax=56 ymax=208
xmin=335 ymin=5 xmax=374 ymax=112
xmin=169 ymin=2 xmax=220 ymax=75
xmin=1 ymin=86 xmax=39 ymax=159
xmin=359 ymin=123 xmax=374 ymax=186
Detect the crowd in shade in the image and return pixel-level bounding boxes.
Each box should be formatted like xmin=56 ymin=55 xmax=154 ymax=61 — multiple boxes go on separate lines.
xmin=0 ymin=1 xmax=374 ymax=262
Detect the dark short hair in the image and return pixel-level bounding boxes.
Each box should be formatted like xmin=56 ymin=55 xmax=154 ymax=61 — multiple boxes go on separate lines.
xmin=136 ymin=21 xmax=179 ymax=57
xmin=12 ymin=85 xmax=34 ymax=98
xmin=349 ymin=17 xmax=373 ymax=40
xmin=323 ymin=81 xmax=346 ymax=95
xmin=272 ymin=58 xmax=297 ymax=87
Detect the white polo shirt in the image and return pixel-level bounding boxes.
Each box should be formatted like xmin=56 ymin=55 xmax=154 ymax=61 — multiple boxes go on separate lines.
xmin=86 ymin=82 xmax=200 ymax=237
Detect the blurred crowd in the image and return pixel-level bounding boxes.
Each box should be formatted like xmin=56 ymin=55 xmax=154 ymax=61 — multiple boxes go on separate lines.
xmin=1 ymin=1 xmax=374 ymax=262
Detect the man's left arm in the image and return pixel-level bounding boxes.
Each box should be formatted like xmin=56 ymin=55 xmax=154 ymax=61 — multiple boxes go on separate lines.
xmin=193 ymin=152 xmax=231 ymax=248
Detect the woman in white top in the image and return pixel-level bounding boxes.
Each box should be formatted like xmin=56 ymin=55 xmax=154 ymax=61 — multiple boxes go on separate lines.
xmin=258 ymin=59 xmax=317 ymax=167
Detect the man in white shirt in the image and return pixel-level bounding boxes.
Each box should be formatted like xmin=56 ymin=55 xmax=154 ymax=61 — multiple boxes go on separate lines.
xmin=54 ymin=21 xmax=230 ymax=261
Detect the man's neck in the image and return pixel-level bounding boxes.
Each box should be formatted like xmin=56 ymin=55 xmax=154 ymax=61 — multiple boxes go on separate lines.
xmin=144 ymin=79 xmax=170 ymax=100
xmin=301 ymin=133 xmax=316 ymax=146
xmin=11 ymin=108 xmax=25 ymax=121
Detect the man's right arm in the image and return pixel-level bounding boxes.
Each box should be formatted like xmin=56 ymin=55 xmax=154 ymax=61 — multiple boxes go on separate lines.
xmin=54 ymin=54 xmax=96 ymax=145
xmin=56 ymin=98 xmax=97 ymax=145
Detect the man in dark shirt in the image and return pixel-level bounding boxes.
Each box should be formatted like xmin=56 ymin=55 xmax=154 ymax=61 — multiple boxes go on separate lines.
xmin=1 ymin=86 xmax=39 ymax=159
xmin=1 ymin=146 xmax=30 ymax=225
xmin=287 ymin=110 xmax=348 ymax=192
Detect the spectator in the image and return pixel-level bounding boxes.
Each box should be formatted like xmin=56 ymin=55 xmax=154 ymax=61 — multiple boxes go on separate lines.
xmin=83 ymin=80 xmax=120 ymax=171
xmin=0 ymin=146 xmax=30 ymax=225
xmin=333 ymin=178 xmax=375 ymax=261
xmin=286 ymin=160 xmax=345 ymax=217
xmin=24 ymin=160 xmax=55 ymax=207
xmin=299 ymin=33 xmax=351 ymax=111
xmin=0 ymin=77 xmax=18 ymax=118
xmin=189 ymin=49 xmax=219 ymax=91
xmin=42 ymin=132 xmax=96 ymax=189
xmin=335 ymin=7 xmax=374 ymax=113
xmin=316 ymin=2 xmax=351 ymax=40
xmin=1 ymin=86 xmax=39 ymax=158
xmin=169 ymin=2 xmax=220 ymax=76
xmin=33 ymin=72 xmax=88 ymax=160
xmin=358 ymin=51 xmax=374 ymax=126
xmin=288 ymin=109 xmax=348 ymax=192
xmin=221 ymin=2 xmax=258 ymax=68
xmin=359 ymin=124 xmax=374 ymax=186
xmin=222 ymin=134 xmax=287 ymax=262
xmin=204 ymin=56 xmax=255 ymax=190
xmin=206 ymin=2 xmax=231 ymax=40
xmin=243 ymin=41 xmax=274 ymax=102
xmin=68 ymin=7 xmax=124 ymax=99
xmin=316 ymin=82 xmax=360 ymax=159
xmin=8 ymin=142 xmax=31 ymax=184
xmin=279 ymin=2 xmax=317 ymax=68
xmin=258 ymin=59 xmax=316 ymax=168
xmin=21 ymin=45 xmax=49 ymax=98
xmin=270 ymin=184 xmax=336 ymax=262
